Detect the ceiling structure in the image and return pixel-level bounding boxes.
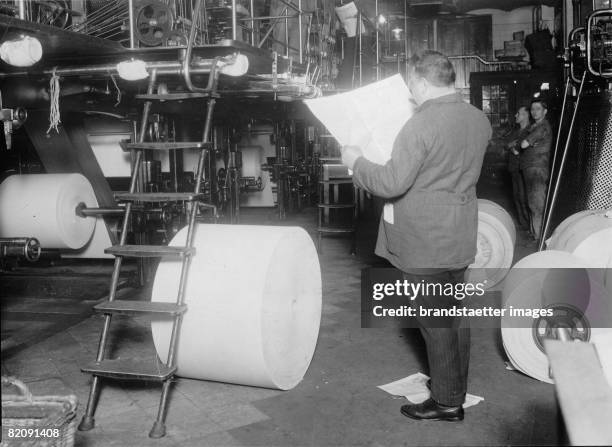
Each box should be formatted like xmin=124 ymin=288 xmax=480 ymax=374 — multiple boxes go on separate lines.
xmin=369 ymin=0 xmax=561 ymax=15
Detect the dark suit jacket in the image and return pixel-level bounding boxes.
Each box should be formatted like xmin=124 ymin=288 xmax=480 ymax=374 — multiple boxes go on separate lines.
xmin=353 ymin=92 xmax=492 ymax=273
xmin=520 ymin=118 xmax=552 ymax=170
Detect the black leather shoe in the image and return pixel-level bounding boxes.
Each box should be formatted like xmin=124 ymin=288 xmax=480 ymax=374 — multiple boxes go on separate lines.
xmin=401 ymin=398 xmax=464 ymax=421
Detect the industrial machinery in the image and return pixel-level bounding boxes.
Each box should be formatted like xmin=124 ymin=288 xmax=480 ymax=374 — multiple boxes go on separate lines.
xmin=0 ymin=0 xmax=333 ymax=247
xmin=0 ymin=96 xmax=26 ymax=150
xmin=0 ymin=0 xmax=334 ymax=438
xmin=0 ymin=237 xmax=40 ymax=263
xmin=543 ymin=6 xmax=612 ymax=245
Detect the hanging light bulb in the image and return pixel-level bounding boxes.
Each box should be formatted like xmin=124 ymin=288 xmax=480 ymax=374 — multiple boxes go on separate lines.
xmin=116 ymin=59 xmax=149 ymax=81
xmin=0 ymin=35 xmax=42 ymax=67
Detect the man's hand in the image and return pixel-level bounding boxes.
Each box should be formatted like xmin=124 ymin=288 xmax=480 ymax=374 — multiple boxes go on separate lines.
xmin=520 ymin=139 xmax=530 ymax=149
xmin=341 ymin=145 xmax=363 ymax=170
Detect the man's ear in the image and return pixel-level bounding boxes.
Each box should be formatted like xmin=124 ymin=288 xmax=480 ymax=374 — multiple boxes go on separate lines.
xmin=421 ymin=78 xmax=431 ymax=94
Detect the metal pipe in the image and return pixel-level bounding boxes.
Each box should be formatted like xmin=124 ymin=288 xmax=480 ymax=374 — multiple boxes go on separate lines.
xmin=285 ymin=2 xmax=289 ymax=57
xmin=249 ymin=0 xmax=255 ymax=45
xmin=448 ymin=55 xmax=514 ymax=67
xmin=128 ymin=0 xmax=135 ymax=48
xmin=539 ymin=71 xmax=586 ymax=249
xmin=243 ymin=13 xmax=298 ymax=21
xmin=231 ymin=0 xmax=238 ymax=40
xmin=538 ymin=76 xmax=571 ymax=251
xmin=17 ymin=0 xmax=25 ymax=20
xmin=433 ymin=19 xmax=438 ymax=50
xmin=298 ymin=0 xmax=303 ymax=64
xmin=278 ymin=0 xmax=301 ymax=13
xmin=358 ymin=10 xmax=363 ymax=86
xmin=75 ymin=204 xmax=125 ymax=217
xmin=0 ymin=54 xmax=239 ymax=78
xmin=265 ymin=36 xmax=300 ymax=54
xmin=375 ymin=0 xmax=380 ymax=81
xmin=404 ymin=0 xmax=408 ymax=64
xmin=258 ymin=7 xmax=289 ymax=48
xmin=182 ymin=0 xmax=204 ymax=91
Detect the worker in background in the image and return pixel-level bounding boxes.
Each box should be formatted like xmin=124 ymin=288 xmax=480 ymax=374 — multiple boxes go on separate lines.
xmin=519 ymin=99 xmax=552 ymax=241
xmin=506 ymin=105 xmax=531 ymax=230
xmin=341 ymin=51 xmax=491 ymax=422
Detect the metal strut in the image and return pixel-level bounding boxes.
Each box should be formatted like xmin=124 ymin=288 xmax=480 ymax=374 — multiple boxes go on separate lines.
xmin=538 ymin=71 xmax=587 ymax=250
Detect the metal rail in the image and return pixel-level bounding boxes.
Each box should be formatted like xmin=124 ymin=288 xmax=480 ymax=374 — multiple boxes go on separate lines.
xmin=0 ymin=54 xmax=239 ymax=78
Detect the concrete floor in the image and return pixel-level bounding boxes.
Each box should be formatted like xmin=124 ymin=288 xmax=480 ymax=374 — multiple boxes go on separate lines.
xmin=0 ymin=179 xmax=565 ymax=446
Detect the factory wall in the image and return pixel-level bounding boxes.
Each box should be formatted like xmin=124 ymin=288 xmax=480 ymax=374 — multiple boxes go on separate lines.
xmin=469 ymin=6 xmax=556 ymax=56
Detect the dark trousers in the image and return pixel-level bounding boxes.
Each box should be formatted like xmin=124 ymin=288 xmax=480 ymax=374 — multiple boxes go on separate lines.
xmin=522 ymin=166 xmax=549 ymax=240
xmin=510 ymin=170 xmax=530 ymax=228
xmin=403 ymin=268 xmax=470 ymax=407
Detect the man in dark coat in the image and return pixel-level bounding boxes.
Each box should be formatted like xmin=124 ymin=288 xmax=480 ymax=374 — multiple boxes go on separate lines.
xmin=519 ymin=99 xmax=552 ymax=241
xmin=341 ymin=51 xmax=491 ymax=421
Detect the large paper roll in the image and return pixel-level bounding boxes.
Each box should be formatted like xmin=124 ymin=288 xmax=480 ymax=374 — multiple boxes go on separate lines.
xmin=502 ymin=250 xmax=612 ymax=384
xmin=468 ymin=199 xmax=516 ymax=289
xmin=151 ymin=224 xmax=322 ymax=390
xmin=546 ymin=209 xmax=612 ymax=268
xmin=0 ymin=174 xmax=97 ymax=249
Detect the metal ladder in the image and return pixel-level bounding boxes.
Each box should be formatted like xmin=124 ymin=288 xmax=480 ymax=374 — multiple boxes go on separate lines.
xmin=78 ymin=62 xmax=221 ymax=438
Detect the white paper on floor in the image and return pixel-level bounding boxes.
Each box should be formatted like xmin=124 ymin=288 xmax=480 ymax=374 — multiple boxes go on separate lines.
xmin=378 ymin=372 xmax=484 ymax=409
xmin=504 ymin=361 xmax=517 ymax=371
xmin=591 ymin=332 xmax=612 ymax=388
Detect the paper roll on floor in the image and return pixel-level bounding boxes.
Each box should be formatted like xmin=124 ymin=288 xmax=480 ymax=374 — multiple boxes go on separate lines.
xmin=501 ymin=250 xmax=612 ymax=384
xmin=0 ymin=174 xmax=97 ymax=249
xmin=546 ymin=209 xmax=612 ymax=274
xmin=151 ymin=224 xmax=322 ymax=390
xmin=468 ymin=199 xmax=516 ymax=289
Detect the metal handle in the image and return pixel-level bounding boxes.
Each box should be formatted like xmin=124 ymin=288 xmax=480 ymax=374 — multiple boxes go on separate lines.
xmin=1 ymin=376 xmax=33 ymax=402
xmin=569 ymin=26 xmax=586 ymax=84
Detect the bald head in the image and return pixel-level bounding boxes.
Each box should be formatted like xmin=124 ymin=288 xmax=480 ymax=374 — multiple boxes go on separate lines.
xmin=409 ymin=51 xmax=456 ymax=87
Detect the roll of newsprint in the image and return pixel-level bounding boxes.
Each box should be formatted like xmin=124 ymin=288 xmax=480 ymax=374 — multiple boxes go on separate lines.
xmin=151 ymin=224 xmax=322 ymax=390
xmin=502 ymin=250 xmax=612 ymax=384
xmin=546 ymin=209 xmax=612 ymax=289
xmin=0 ymin=174 xmax=97 ymax=249
xmin=468 ymin=199 xmax=516 ymax=289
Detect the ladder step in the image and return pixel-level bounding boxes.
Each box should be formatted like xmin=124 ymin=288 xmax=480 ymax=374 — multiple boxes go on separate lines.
xmin=136 ymin=92 xmax=211 ymax=101
xmin=82 ymin=358 xmax=175 ymax=381
xmin=317 ymin=203 xmax=356 ymax=209
xmin=120 ymin=141 xmax=211 ymax=151
xmin=105 ymin=245 xmax=195 ymax=258
xmin=317 ymin=226 xmax=355 ymax=234
xmin=319 ymin=179 xmax=354 ymax=185
xmin=115 ymin=192 xmax=205 ymax=202
xmin=94 ymin=300 xmax=187 ymax=316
